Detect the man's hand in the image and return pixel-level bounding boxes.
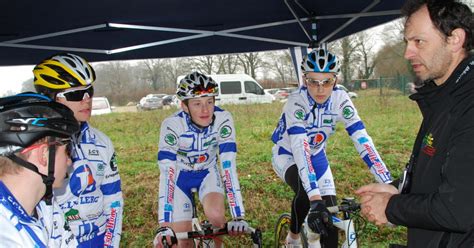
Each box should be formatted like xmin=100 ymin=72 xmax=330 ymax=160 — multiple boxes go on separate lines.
xmin=355 ymin=183 xmax=398 ymax=195
xmin=227 ymin=219 xmax=249 ymax=236
xmin=153 ymin=226 xmax=177 ymax=248
xmin=356 ymin=183 xmax=397 ymax=226
xmin=307 ymin=200 xmax=332 ymax=237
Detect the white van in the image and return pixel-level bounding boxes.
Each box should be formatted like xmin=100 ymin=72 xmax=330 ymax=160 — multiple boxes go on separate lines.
xmin=92 ymin=97 xmax=112 ymax=115
xmin=177 ymin=74 xmax=273 ymax=105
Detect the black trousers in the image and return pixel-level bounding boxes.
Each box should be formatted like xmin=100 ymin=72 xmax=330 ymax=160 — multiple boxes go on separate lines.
xmin=285 ymin=164 xmax=338 ymax=248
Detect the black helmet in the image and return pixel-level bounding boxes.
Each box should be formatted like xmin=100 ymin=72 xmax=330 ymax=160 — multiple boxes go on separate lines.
xmin=0 ymin=92 xmax=79 ymax=155
xmin=0 ymin=92 xmax=79 ymax=204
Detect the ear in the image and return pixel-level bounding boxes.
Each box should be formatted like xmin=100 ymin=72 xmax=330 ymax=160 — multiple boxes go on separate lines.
xmin=448 ymin=28 xmax=466 ymax=53
xmin=29 ymin=144 xmax=49 ymax=174
xmin=181 ymin=101 xmax=189 ymax=113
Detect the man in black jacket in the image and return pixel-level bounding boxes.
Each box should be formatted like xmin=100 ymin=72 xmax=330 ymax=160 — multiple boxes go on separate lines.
xmin=356 ymin=0 xmax=474 ymax=247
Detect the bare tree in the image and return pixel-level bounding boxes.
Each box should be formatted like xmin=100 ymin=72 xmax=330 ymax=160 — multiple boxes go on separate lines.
xmin=354 ymin=31 xmax=377 ymax=79
xmin=192 ymin=56 xmax=215 ymax=74
xmin=271 ymin=50 xmax=295 ymax=85
xmin=237 ymin=52 xmax=264 ymax=78
xmin=333 ymin=36 xmax=360 ymax=85
xmin=215 ymin=54 xmax=239 ymax=74
xmin=140 ymin=59 xmax=167 ymax=91
xmin=95 ymin=61 xmax=134 ymax=105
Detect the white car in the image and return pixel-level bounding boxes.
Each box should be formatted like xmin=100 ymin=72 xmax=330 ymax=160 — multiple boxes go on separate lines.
xmin=337 ymin=85 xmax=358 ymax=98
xmin=92 ymin=97 xmax=112 ymax=115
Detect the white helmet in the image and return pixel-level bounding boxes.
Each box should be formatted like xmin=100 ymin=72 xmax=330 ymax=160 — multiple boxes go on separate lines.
xmin=176 ymin=72 xmax=219 ymax=101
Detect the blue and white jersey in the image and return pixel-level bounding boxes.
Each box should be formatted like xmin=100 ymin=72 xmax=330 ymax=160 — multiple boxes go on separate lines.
xmin=54 ymin=122 xmax=123 ymax=247
xmin=158 ymin=106 xmax=245 ymax=223
xmin=0 ymin=181 xmax=48 ymax=247
xmin=37 ymin=200 xmax=78 ymax=247
xmin=271 ymin=86 xmax=392 ymax=198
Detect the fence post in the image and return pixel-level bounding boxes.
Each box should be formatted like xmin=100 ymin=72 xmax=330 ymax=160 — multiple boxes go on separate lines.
xmin=379 ymin=76 xmax=383 ymax=96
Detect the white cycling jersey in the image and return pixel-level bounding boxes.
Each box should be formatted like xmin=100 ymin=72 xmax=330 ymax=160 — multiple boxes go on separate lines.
xmin=54 ymin=122 xmax=123 ymax=247
xmin=0 ymin=180 xmax=77 ymax=248
xmin=0 ymin=181 xmax=48 ymax=248
xmin=158 ymin=107 xmax=245 ymax=223
xmin=271 ymin=86 xmax=392 ymax=198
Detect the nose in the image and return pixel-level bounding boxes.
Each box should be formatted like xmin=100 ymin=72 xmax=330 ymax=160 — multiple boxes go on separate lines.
xmin=202 ymin=102 xmax=210 ymax=113
xmin=404 ymin=42 xmax=415 ymax=60
xmin=316 ymin=84 xmax=325 ymax=92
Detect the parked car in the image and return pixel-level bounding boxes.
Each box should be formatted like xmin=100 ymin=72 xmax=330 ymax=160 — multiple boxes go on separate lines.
xmin=264 ymin=88 xmax=279 ymax=101
xmin=137 ymin=95 xmax=164 ymax=111
xmin=337 ymin=85 xmax=358 ymax=98
xmin=274 ymin=87 xmax=298 ymax=101
xmin=162 ymin=94 xmax=179 ymax=107
xmin=92 ymin=97 xmax=112 ymax=115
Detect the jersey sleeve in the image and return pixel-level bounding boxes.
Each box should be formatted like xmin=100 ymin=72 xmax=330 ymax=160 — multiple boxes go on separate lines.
xmin=100 ymin=136 xmax=123 ymax=248
xmin=216 ymin=111 xmax=246 ymax=219
xmin=284 ymin=98 xmax=320 ymax=198
xmin=157 ymin=117 xmax=180 ymax=223
xmin=337 ymin=92 xmax=392 ymax=183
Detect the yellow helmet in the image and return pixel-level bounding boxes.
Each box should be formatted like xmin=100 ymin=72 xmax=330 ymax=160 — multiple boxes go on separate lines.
xmin=33 ymin=53 xmax=96 ymax=95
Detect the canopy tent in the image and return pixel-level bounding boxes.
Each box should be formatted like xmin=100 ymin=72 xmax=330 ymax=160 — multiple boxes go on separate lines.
xmin=0 ymin=0 xmax=404 ymax=66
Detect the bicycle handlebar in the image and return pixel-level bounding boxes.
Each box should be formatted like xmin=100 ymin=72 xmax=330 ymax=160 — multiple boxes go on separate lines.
xmin=326 ymin=197 xmax=361 ymax=214
xmin=170 ymin=223 xmax=263 ymax=247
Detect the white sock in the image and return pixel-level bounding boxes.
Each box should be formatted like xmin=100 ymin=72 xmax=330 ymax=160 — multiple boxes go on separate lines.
xmin=286 ymin=233 xmax=302 ymax=245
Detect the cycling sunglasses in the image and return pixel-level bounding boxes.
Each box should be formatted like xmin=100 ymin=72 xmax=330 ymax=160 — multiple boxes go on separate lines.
xmin=304 ymin=77 xmax=337 ymax=88
xmin=56 ymin=85 xmax=94 ymax=102
xmin=21 ymin=138 xmax=72 ymax=157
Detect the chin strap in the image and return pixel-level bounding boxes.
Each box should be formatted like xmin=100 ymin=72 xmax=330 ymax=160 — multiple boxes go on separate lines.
xmin=7 ymin=138 xmax=56 ymax=205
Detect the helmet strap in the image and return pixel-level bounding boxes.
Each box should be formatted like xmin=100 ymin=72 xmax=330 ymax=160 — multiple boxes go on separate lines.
xmin=6 ymin=139 xmax=56 ymax=205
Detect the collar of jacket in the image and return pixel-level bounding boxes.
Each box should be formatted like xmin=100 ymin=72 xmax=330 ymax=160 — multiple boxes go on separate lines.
xmin=409 ymin=53 xmax=474 ymax=114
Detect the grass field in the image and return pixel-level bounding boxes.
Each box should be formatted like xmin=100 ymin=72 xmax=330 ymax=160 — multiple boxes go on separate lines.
xmin=90 ymin=89 xmax=421 ymax=247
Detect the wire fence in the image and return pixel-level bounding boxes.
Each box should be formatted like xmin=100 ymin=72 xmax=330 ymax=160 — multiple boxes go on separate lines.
xmin=345 ymin=74 xmax=415 ymax=96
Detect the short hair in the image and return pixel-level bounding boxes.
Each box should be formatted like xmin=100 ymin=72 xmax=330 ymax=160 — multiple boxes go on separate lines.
xmin=402 ymin=0 xmax=473 ymax=51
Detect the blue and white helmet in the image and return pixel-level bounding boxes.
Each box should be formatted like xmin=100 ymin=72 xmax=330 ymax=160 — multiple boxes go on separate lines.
xmin=301 ymin=48 xmax=340 ymax=74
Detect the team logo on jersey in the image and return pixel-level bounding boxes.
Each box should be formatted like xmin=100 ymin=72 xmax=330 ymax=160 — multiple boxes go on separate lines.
xmin=294 ymin=109 xmax=305 ymax=120
xmin=65 ymin=208 xmax=81 ymax=222
xmin=342 ymin=106 xmax=354 ymax=119
xmin=220 ymin=125 xmax=232 ymax=138
xmin=97 ymin=162 xmax=105 ymax=176
xmin=70 ymin=164 xmax=97 ymax=196
xmin=110 ymin=153 xmax=118 ymax=171
xmin=422 ymin=133 xmax=436 ymax=156
xmin=165 ymin=133 xmax=178 ymax=146
xmin=311 ymin=132 xmax=327 ymax=147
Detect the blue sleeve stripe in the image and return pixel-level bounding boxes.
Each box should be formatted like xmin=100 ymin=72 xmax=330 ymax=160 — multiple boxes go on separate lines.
xmin=346 ymin=121 xmax=365 ymax=136
xmin=219 ymin=142 xmax=237 ymax=153
xmin=278 ymin=146 xmax=292 ymax=156
xmin=101 ymin=180 xmax=122 ymax=195
xmin=158 ymin=151 xmax=177 ymax=161
xmin=288 ymin=126 xmax=306 ymax=135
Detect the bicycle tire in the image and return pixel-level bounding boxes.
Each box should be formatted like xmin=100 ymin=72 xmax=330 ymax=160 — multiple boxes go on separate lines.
xmin=274 ymin=213 xmax=308 ymax=248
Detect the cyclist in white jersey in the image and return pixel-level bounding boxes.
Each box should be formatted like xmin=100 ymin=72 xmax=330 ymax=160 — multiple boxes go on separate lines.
xmin=154 ymin=72 xmax=248 ymax=248
xmin=0 ymin=93 xmax=79 ymax=247
xmin=33 ymin=53 xmax=123 ymax=247
xmin=271 ymin=48 xmax=392 ymax=247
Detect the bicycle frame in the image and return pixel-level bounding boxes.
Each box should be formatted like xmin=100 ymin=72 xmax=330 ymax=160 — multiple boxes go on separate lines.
xmin=330 ymin=212 xmax=357 ymax=248
xmin=274 ymin=197 xmax=361 ymax=248
xmin=164 ymin=188 xmax=262 ymax=248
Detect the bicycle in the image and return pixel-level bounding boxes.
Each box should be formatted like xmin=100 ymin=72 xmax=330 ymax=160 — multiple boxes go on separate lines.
xmin=274 ymin=197 xmax=364 ymax=248
xmin=158 ymin=188 xmax=263 ymax=247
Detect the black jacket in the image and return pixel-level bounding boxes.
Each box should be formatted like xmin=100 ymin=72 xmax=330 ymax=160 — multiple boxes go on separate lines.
xmin=387 ymin=54 xmax=474 ymax=248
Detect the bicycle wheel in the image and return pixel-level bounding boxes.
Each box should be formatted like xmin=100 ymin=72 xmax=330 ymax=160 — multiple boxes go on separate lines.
xmin=275 ymin=213 xmax=308 ymax=248
xmin=275 ymin=213 xmax=291 ymax=248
